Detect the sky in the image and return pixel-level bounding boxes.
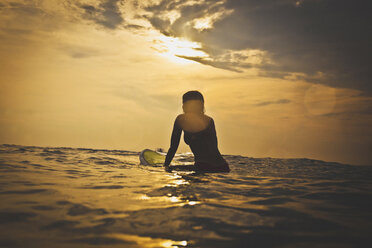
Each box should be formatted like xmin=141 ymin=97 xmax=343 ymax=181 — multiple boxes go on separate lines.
xmin=0 ymin=0 xmax=371 ymax=165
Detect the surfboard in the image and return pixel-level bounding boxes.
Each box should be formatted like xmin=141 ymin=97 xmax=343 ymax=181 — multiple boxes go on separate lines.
xmin=139 ymin=149 xmax=166 ymax=166
xmin=139 ymin=149 xmax=193 ymax=167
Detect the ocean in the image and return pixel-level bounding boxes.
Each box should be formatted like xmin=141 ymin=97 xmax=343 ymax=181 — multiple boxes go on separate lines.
xmin=0 ymin=144 xmax=371 ymax=248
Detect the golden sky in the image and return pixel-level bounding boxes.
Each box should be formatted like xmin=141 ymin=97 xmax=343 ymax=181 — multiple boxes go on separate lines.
xmin=0 ymin=0 xmax=371 ymax=165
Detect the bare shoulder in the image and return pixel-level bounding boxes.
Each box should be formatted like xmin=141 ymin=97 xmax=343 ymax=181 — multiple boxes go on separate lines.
xmin=204 ymin=115 xmax=213 ymax=123
xmin=175 ymin=114 xmax=185 ymax=125
xmin=176 ymin=114 xmax=184 ymax=121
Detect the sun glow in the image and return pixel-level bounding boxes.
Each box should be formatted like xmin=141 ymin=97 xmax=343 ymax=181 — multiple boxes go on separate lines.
xmin=152 ymin=36 xmax=208 ymax=64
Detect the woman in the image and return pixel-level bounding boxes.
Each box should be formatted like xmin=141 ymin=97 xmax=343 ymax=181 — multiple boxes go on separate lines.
xmin=164 ymin=91 xmax=230 ymax=172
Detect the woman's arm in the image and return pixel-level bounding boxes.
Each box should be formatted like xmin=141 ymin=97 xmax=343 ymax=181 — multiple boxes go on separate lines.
xmin=210 ymin=118 xmax=218 ymax=148
xmin=164 ymin=117 xmax=182 ymax=167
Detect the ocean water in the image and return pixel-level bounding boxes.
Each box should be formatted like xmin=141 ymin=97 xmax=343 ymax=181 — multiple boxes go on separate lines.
xmin=0 ymin=144 xmax=371 ymax=248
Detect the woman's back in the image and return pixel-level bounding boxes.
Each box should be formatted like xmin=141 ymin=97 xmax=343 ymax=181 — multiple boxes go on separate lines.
xmin=177 ymin=114 xmax=227 ymax=167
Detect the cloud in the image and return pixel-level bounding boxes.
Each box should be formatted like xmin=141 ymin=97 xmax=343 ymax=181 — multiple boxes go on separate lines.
xmin=59 ymin=45 xmax=101 ymax=59
xmin=144 ymin=0 xmax=233 ymax=36
xmin=4 ymin=1 xmax=44 ymax=15
xmin=79 ymin=0 xmax=124 ymax=29
xmin=141 ymin=0 xmax=372 ymax=93
xmin=2 ymin=0 xmax=371 ymax=94
xmin=321 ymin=110 xmax=372 ymax=119
xmin=124 ymin=24 xmax=146 ymax=30
xmin=254 ymin=99 xmax=291 ymax=107
xmin=176 ymin=55 xmax=243 ymax=72
xmin=0 ymin=1 xmax=66 ymax=42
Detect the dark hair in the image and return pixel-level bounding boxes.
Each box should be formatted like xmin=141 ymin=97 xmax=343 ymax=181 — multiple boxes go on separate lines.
xmin=182 ymin=90 xmax=204 ymax=103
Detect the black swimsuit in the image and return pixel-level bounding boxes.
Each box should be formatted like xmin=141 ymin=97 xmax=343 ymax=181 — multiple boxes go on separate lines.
xmin=164 ymin=117 xmax=229 ymax=172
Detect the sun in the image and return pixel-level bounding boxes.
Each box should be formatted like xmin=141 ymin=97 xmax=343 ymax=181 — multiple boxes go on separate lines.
xmin=152 ymin=36 xmax=208 ymax=64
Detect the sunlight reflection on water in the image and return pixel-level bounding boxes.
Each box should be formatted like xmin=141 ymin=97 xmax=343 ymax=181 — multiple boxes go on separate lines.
xmin=106 ymin=233 xmax=188 ymax=248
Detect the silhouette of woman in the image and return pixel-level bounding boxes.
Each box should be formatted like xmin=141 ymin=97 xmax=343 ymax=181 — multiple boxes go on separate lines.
xmin=164 ymin=91 xmax=230 ymax=172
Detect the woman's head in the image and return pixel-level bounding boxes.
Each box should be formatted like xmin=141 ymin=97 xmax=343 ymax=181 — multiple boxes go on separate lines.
xmin=182 ymin=90 xmax=205 ymax=114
